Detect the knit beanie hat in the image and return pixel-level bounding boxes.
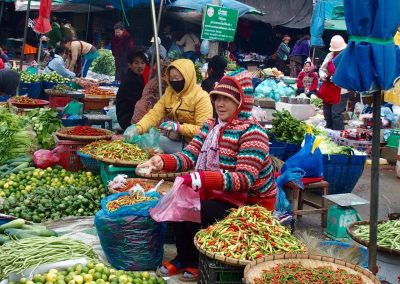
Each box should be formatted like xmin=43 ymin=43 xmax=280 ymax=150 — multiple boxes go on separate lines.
xmin=210 ymin=77 xmax=241 ymax=105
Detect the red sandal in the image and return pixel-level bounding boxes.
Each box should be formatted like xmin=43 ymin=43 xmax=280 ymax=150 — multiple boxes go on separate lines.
xmin=178 ymin=268 xmax=199 ymax=282
xmin=156 ymin=261 xmax=183 ymax=277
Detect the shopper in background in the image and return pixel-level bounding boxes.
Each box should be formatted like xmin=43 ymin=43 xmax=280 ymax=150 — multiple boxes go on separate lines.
xmin=274 ymin=35 xmax=291 ymax=75
xmin=134 ymin=58 xmax=213 ymax=153
xmin=138 ymin=69 xmax=276 ymax=281
xmin=160 ymin=25 xmax=173 ymax=51
xmin=60 ymin=18 xmax=77 ymax=41
xmin=63 ymin=39 xmax=98 ymax=77
xmin=44 ymin=46 xmax=76 ymax=79
xmin=176 ymin=30 xmax=200 ymax=62
xmin=296 ymin=60 xmax=318 ymax=97
xmin=111 ymin=22 xmax=135 ymax=81
xmin=25 ymin=17 xmax=40 ymax=63
xmin=201 ymin=55 xmax=227 ymax=93
xmin=146 ymin=37 xmax=167 ymax=61
xmin=0 ymin=69 xmax=20 ymax=97
xmin=290 ymin=34 xmax=310 ymax=77
xmin=47 ymin=17 xmax=63 ymax=49
xmin=116 ymin=51 xmax=147 ymax=130
xmin=319 ymin=35 xmax=349 ymax=130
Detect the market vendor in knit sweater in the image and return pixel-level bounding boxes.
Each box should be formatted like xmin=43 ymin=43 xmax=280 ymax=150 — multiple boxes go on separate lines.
xmin=138 ymin=68 xmax=277 ymax=281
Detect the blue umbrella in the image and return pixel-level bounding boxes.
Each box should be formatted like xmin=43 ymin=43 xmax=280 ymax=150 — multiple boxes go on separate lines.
xmin=332 ymin=0 xmax=400 ymax=275
xmin=310 ymin=0 xmax=325 ymax=47
xmin=333 ymin=0 xmax=400 ymax=91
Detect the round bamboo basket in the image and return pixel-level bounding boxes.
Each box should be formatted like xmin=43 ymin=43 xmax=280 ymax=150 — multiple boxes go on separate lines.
xmin=108 ymin=178 xmax=173 ymax=195
xmin=193 ymin=237 xmax=308 ymax=267
xmin=56 ymin=127 xmax=114 ymax=142
xmin=135 ymin=168 xmax=193 ymax=181
xmin=243 ymin=254 xmax=381 ymax=284
xmin=87 ymin=154 xmax=145 ymax=167
xmin=347 ymin=220 xmax=400 ymax=256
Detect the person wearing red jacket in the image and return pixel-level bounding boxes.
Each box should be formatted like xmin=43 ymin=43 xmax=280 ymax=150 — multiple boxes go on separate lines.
xmin=138 ymin=68 xmax=276 ymax=281
xmin=111 ymin=22 xmax=135 ymax=81
xmin=296 ymin=60 xmax=318 ymax=97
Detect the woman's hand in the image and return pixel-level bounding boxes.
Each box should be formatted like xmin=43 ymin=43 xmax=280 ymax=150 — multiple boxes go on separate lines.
xmin=137 ymin=155 xmax=164 ymax=174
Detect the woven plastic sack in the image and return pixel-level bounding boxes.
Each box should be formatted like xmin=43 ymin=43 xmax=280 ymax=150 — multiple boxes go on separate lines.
xmin=95 ymin=210 xmax=165 ymax=271
xmin=101 ymin=191 xmax=160 ymax=217
xmin=281 ymin=133 xmax=323 ymax=178
xmin=254 ymin=78 xmax=278 ymax=100
xmin=150 ymin=177 xmax=201 ymax=223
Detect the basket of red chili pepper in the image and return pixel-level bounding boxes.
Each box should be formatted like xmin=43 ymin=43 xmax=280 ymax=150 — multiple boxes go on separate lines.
xmin=56 ymin=126 xmax=114 ymax=142
xmin=243 ymin=254 xmax=381 ymax=284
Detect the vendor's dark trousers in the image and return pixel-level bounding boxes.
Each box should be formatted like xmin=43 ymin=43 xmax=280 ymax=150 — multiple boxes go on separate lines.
xmin=323 ymin=93 xmax=349 ymax=130
xmin=173 ymin=200 xmax=235 ymax=268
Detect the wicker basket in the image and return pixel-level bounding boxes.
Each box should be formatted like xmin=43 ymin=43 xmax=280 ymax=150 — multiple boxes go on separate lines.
xmin=347 ymin=220 xmax=400 ymax=256
xmin=56 ymin=127 xmax=114 ymax=142
xmin=243 ymin=254 xmax=381 ymax=284
xmin=135 ymin=168 xmax=193 ymax=181
xmin=108 ymin=178 xmax=173 ymax=195
xmin=88 ymin=154 xmax=145 ymax=167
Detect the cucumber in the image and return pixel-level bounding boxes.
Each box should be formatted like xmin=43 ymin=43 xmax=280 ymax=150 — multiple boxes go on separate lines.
xmin=5 ymin=156 xmax=32 ymax=164
xmin=0 ymin=234 xmax=10 ymax=245
xmin=3 ymin=162 xmax=29 ymax=176
xmin=8 ymin=161 xmax=25 ymax=167
xmin=19 ymin=167 xmax=36 ymax=172
xmin=4 ymin=229 xmax=38 ymax=240
xmin=20 ymin=225 xmax=58 ymax=237
xmin=0 ymin=218 xmax=25 ymax=233
xmin=0 ymin=164 xmax=10 ymax=171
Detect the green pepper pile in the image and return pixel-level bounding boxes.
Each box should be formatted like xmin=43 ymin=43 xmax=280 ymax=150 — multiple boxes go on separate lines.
xmin=353 ymin=220 xmax=400 ymax=250
xmin=195 ymin=205 xmax=305 ymax=261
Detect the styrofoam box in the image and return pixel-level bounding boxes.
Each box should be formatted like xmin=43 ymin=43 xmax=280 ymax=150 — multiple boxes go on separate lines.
xmin=276 ymin=102 xmax=316 ymax=121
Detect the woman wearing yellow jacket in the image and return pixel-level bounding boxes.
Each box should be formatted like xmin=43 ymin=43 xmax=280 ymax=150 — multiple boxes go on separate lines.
xmin=136 ymin=58 xmax=213 ymax=153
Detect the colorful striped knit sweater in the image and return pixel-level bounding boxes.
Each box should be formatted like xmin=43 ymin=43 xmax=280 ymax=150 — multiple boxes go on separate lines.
xmin=160 ymin=69 xmax=277 ymax=206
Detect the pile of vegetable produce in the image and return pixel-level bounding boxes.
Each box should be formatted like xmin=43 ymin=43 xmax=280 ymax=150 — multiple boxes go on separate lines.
xmin=195 ymin=205 xmax=306 ymax=261
xmin=106 ymin=193 xmax=157 ymax=212
xmin=40 ymin=72 xmax=70 ymax=83
xmin=84 ymin=86 xmax=115 ymax=97
xmin=0 ymin=108 xmax=38 ymax=165
xmin=1 ymin=183 xmax=105 ymax=222
xmin=20 ymin=71 xmax=40 ymax=83
xmin=11 ymin=96 xmax=37 ymax=104
xmin=0 ymin=155 xmax=34 ymax=178
xmin=310 ymin=95 xmax=323 ymax=109
xmin=0 ymin=167 xmax=102 ymax=198
xmin=50 ymin=84 xmax=75 ymax=93
xmin=91 ymin=49 xmax=116 ymax=76
xmin=253 ymin=262 xmax=363 ymax=284
xmin=194 ymin=63 xmax=203 ymax=84
xmin=271 ymin=110 xmax=307 ymax=144
xmin=64 ymin=126 xmax=109 ymax=136
xmin=109 ymin=179 xmax=155 ymax=193
xmin=7 ymin=262 xmax=166 ymax=284
xmin=0 ymin=219 xmax=57 ymax=245
xmin=75 ymin=78 xmax=99 ymax=89
xmin=80 ymin=140 xmax=149 ymax=162
xmin=0 ymin=237 xmax=100 ymax=279
xmin=28 ymin=108 xmax=62 ymax=149
xmin=352 ymin=220 xmax=400 ymax=250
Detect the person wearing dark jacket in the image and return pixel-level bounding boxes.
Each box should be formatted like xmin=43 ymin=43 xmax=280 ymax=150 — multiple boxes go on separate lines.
xmin=0 ymin=69 xmax=20 ymax=97
xmin=47 ymin=17 xmax=63 ymax=49
xmin=116 ymin=51 xmax=147 ymax=130
xmin=111 ymin=22 xmax=136 ymax=81
xmin=201 ymin=55 xmax=227 ymax=93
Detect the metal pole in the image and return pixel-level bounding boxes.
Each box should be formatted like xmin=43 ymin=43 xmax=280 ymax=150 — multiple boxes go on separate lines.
xmin=150 ymin=0 xmax=164 ymax=75
xmin=368 ymin=90 xmax=382 ymax=274
xmin=208 ymin=0 xmax=221 ymax=58
xmin=85 ymin=4 xmax=91 ymax=42
xmin=0 ymin=0 xmax=5 ymax=25
xmin=37 ymin=37 xmax=42 ymax=63
xmin=150 ymin=0 xmax=162 ymax=98
xmin=20 ymin=0 xmax=32 ymax=70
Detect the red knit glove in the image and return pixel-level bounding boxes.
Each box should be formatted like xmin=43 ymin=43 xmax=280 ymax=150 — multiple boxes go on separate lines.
xmin=181 ymin=172 xmax=205 ymax=191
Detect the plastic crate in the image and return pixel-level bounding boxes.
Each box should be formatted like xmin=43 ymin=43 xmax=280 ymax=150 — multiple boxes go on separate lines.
xmin=19 ymin=81 xmax=42 ymax=98
xmin=269 ymin=140 xmax=287 ymax=160
xmin=100 ymin=162 xmax=136 ymax=188
xmin=56 ymin=138 xmax=89 ymax=171
xmin=77 ymin=150 xmax=101 ymax=173
xmin=198 ymin=253 xmax=244 ymax=284
xmin=322 ymin=154 xmax=368 ymax=194
xmin=49 ymin=95 xmax=74 ymax=108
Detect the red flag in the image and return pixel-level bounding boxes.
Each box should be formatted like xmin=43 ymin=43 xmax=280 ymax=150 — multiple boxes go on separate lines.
xmin=34 ymin=0 xmax=52 ymax=34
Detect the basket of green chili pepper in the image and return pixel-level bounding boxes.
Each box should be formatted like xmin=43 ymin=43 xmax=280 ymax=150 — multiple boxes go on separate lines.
xmin=347 ymin=220 xmax=400 ymax=255
xmin=79 ymin=140 xmax=150 ymax=166
xmin=194 ymin=205 xmax=306 ymax=266
xmin=243 ymin=254 xmax=381 ymax=284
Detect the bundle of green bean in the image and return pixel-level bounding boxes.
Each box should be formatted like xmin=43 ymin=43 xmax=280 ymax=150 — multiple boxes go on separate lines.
xmin=0 ymin=236 xmax=99 ymax=279
xmin=353 ymin=220 xmax=400 ymax=250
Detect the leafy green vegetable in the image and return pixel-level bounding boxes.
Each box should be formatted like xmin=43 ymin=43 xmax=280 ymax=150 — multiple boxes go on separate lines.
xmin=91 ymin=49 xmax=115 ymax=76
xmin=27 ymin=108 xmax=62 ymax=149
xmin=310 ymin=97 xmax=323 ymax=108
xmin=194 ymin=63 xmax=203 ymax=84
xmin=271 ymin=110 xmax=307 ymax=144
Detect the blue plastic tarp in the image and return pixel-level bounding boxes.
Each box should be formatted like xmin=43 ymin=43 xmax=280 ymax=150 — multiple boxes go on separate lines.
xmin=332 ymin=0 xmax=400 ymax=92
xmin=166 ymin=0 xmax=263 ymax=17
xmin=310 ymin=0 xmax=325 ymax=47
